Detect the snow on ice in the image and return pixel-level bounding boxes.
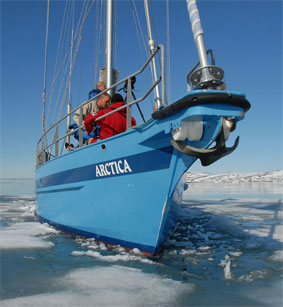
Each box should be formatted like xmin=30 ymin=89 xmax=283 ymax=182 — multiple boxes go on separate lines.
xmin=186 ymin=170 xmax=283 ymax=183
xmin=1 ymin=266 xmax=191 ymax=307
xmin=0 ymin=196 xmax=59 ymax=250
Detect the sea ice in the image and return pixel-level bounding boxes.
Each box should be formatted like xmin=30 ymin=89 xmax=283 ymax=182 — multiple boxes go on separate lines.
xmin=186 ymin=170 xmax=283 ymax=183
xmin=0 ymin=222 xmax=58 ymax=250
xmin=71 ymin=250 xmax=153 ymax=264
xmin=2 ymin=266 xmax=192 ymax=307
xmin=238 ymin=269 xmax=269 ymax=283
xmin=204 ymin=215 xmax=247 ymax=238
xmin=267 ymin=250 xmax=283 ymax=263
xmin=224 ymin=260 xmax=232 ymax=280
xmin=179 ymin=249 xmax=196 ymax=256
xmin=229 ymin=251 xmax=242 ymax=257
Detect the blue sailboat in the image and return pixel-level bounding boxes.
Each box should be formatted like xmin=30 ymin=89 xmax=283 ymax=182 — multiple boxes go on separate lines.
xmin=35 ymin=0 xmax=250 ymax=255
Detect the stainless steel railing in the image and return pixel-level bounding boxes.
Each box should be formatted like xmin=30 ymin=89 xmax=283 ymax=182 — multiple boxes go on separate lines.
xmin=36 ymin=45 xmax=166 ymax=167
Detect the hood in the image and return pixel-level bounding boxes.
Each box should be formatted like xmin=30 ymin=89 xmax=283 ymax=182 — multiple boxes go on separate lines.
xmin=108 ymin=102 xmax=126 ymax=113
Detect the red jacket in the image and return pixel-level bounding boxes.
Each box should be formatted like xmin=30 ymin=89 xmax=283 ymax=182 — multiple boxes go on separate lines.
xmin=84 ymin=102 xmax=136 ymax=143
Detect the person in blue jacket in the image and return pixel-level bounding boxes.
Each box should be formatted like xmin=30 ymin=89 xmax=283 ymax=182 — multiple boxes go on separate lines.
xmin=88 ymin=81 xmax=106 ymax=99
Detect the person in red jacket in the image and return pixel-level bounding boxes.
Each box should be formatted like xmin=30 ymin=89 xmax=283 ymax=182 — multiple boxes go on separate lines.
xmin=84 ymin=93 xmax=136 ymax=144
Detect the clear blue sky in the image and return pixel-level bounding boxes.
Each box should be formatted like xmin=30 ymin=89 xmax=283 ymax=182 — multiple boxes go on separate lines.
xmin=1 ymin=0 xmax=282 ymax=178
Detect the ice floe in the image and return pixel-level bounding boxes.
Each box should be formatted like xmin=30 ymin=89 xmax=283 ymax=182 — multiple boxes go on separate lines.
xmin=0 ymin=222 xmax=58 ymax=250
xmin=267 ymin=250 xmax=283 ymax=263
xmin=238 ymin=269 xmax=269 ymax=283
xmin=0 ymin=196 xmax=58 ymax=250
xmin=72 ymin=237 xmax=153 ymax=264
xmin=71 ymin=250 xmax=153 ymax=263
xmin=224 ymin=260 xmax=232 ymax=280
xmin=1 ymin=265 xmax=191 ymax=307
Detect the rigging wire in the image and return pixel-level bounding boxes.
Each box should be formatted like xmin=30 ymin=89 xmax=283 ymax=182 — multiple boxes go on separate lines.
xmin=93 ymin=0 xmax=100 ymax=87
xmin=51 ymin=49 xmax=71 ymax=125
xmin=144 ymin=0 xmax=161 ymax=104
xmin=131 ymin=0 xmax=147 ymax=62
xmin=132 ymin=0 xmax=155 ymax=103
xmin=114 ymin=0 xmax=117 ymax=75
xmin=148 ymin=0 xmax=169 ymax=104
xmin=166 ymin=0 xmax=171 ymax=103
xmin=45 ymin=0 xmax=95 ymax=101
xmin=49 ymin=0 xmax=74 ymax=126
xmin=42 ymin=0 xmax=50 ymax=135
xmin=69 ymin=0 xmax=75 ymax=103
xmin=93 ymin=0 xmax=104 ymax=87
xmin=51 ymin=33 xmax=83 ymax=148
xmin=44 ymin=0 xmax=95 ymax=146
xmin=46 ymin=0 xmax=72 ymax=126
xmin=46 ymin=0 xmax=95 ymax=133
xmin=148 ymin=0 xmax=161 ymax=70
xmin=55 ymin=2 xmax=90 ymax=124
xmin=132 ymin=11 xmax=145 ymax=64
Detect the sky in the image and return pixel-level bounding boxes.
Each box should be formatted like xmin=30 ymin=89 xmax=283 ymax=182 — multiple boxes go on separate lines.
xmin=1 ymin=0 xmax=282 ymax=178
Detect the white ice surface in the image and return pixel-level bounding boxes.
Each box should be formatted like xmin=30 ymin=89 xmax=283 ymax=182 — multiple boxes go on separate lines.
xmin=186 ymin=170 xmax=283 ymax=183
xmin=224 ymin=260 xmax=232 ymax=280
xmin=0 ymin=197 xmax=58 ymax=249
xmin=268 ymin=250 xmax=283 ymax=263
xmin=71 ymin=250 xmax=154 ymax=264
xmin=0 ymin=222 xmax=58 ymax=249
xmin=2 ymin=265 xmax=191 ymax=307
xmin=72 ymin=237 xmax=153 ymax=263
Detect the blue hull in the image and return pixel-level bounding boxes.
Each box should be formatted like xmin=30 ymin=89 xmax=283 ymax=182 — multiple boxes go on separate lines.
xmin=35 ymin=91 xmax=248 ymax=254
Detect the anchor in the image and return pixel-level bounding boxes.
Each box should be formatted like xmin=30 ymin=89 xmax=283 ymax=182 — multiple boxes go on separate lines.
xmin=171 ymin=127 xmax=240 ymax=166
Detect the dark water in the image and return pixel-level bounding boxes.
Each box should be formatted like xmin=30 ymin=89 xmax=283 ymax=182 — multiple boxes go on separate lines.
xmin=0 ymin=181 xmax=282 ymax=306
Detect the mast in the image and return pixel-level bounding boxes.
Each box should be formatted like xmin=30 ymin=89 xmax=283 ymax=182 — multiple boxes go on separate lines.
xmin=105 ymin=0 xmax=113 ymax=95
xmin=144 ymin=0 xmax=161 ymax=109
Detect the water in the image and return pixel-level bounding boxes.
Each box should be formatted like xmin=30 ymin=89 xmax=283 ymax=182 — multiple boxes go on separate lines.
xmin=1 ymin=180 xmax=282 ymax=306
xmin=0 ymin=180 xmax=34 ymax=196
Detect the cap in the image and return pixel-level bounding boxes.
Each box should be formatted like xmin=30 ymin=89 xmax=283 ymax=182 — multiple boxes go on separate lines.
xmin=111 ymin=93 xmax=124 ymax=103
